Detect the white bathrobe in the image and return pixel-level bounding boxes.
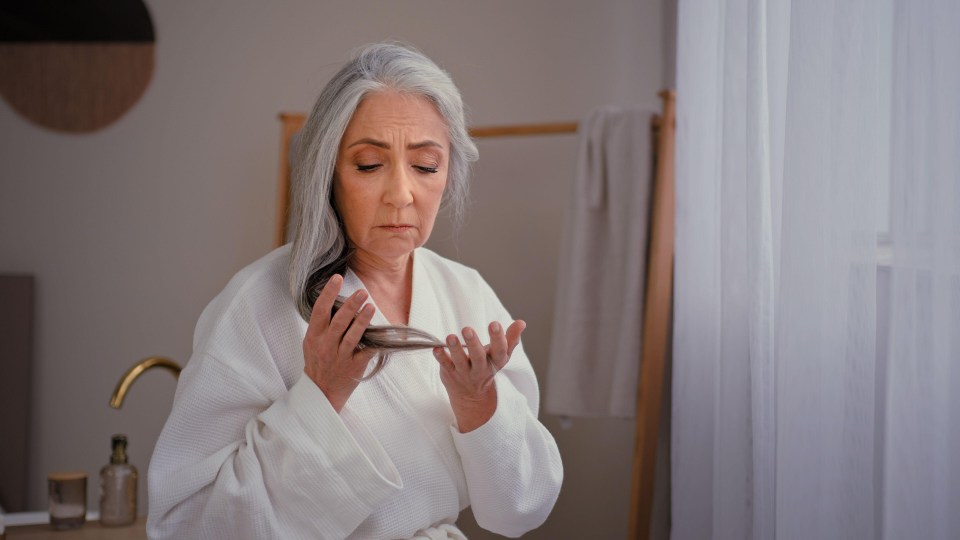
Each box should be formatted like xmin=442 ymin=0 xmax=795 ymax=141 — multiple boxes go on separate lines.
xmin=147 ymin=245 xmax=562 ymax=540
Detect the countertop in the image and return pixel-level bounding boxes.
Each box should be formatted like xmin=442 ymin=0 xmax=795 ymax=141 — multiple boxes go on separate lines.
xmin=6 ymin=517 xmax=147 ymax=539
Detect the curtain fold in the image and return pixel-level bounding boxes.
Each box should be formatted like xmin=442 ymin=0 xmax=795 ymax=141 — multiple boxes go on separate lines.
xmin=673 ymin=0 xmax=959 ymax=538
xmin=884 ymin=2 xmax=960 ymax=537
xmin=745 ymin=0 xmax=776 ymax=537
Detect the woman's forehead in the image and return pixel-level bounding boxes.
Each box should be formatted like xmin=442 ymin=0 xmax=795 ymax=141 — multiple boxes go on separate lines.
xmin=342 ymin=91 xmax=449 ymax=148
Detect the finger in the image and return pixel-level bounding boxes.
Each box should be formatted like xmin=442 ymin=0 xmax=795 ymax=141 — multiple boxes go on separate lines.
xmin=487 ymin=321 xmax=508 ymax=364
xmin=433 ymin=347 xmax=456 ymax=371
xmin=505 ymin=320 xmax=526 ymax=357
xmin=461 ymin=327 xmax=487 ymax=371
xmin=328 ymin=289 xmax=369 ymax=339
xmin=306 ymin=274 xmax=343 ymax=336
xmin=445 ymin=334 xmax=470 ymax=371
xmin=340 ymin=303 xmax=375 ymax=357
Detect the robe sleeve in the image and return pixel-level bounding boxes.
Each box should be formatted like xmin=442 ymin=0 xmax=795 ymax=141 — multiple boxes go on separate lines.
xmin=147 ymin=287 xmax=402 ymax=540
xmin=449 ymin=276 xmax=563 ymax=538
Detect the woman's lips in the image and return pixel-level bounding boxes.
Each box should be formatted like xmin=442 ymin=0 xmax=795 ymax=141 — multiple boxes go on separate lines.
xmin=379 ymin=225 xmax=414 ymax=232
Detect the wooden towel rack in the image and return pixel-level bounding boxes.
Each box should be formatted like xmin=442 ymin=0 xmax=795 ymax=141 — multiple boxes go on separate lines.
xmin=276 ymin=90 xmax=675 ymax=539
xmin=628 ymin=89 xmax=675 ymax=539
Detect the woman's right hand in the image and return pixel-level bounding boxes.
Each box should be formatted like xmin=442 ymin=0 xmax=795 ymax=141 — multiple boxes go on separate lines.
xmin=303 ymin=274 xmax=377 ymax=412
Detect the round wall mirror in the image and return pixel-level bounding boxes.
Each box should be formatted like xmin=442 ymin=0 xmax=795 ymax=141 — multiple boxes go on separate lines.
xmin=0 ymin=1 xmax=156 ymax=133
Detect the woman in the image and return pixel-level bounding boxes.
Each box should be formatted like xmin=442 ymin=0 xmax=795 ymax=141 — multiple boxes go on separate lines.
xmin=147 ymin=42 xmax=563 ymax=539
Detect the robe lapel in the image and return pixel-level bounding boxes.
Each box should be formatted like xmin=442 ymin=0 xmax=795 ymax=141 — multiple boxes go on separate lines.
xmin=341 ymin=250 xmax=446 ymax=342
xmin=342 ymin=267 xmax=390 ymax=327
xmin=408 ymin=248 xmax=445 ymax=340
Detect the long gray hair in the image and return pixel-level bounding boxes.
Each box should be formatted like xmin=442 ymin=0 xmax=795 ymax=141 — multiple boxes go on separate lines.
xmin=288 ymin=42 xmax=479 ymax=375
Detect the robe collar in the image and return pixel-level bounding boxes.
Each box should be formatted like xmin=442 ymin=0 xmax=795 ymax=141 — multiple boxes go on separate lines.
xmin=340 ymin=248 xmax=444 ymax=339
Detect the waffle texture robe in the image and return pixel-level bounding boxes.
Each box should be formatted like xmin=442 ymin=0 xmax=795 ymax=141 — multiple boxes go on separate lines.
xmin=147 ymin=245 xmax=563 ymax=539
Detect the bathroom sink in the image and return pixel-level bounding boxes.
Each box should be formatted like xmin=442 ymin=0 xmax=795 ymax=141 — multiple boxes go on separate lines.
xmin=3 ymin=511 xmax=57 ymax=526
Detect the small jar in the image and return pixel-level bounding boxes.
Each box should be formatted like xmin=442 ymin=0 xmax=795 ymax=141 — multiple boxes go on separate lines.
xmin=48 ymin=471 xmax=87 ymax=530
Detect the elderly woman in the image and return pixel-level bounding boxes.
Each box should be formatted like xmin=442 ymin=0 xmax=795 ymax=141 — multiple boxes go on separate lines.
xmin=147 ymin=43 xmax=563 ymax=539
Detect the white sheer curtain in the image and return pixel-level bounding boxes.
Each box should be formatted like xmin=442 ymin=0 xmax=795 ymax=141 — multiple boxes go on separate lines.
xmin=672 ymin=1 xmax=960 ymax=539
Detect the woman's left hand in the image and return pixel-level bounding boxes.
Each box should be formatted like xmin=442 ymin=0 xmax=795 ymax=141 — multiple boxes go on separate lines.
xmin=433 ymin=319 xmax=526 ymax=432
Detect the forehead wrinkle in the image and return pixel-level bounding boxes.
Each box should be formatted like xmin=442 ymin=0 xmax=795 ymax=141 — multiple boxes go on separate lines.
xmin=345 ymin=138 xmax=445 ymax=151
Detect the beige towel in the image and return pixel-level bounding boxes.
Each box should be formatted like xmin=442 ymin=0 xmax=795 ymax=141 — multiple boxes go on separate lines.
xmin=545 ymin=106 xmax=654 ymax=418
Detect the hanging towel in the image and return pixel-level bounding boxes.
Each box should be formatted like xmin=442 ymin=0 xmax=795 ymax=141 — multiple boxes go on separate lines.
xmin=545 ymin=106 xmax=654 ymax=418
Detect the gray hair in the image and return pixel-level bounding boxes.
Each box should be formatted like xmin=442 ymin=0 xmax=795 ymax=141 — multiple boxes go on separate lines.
xmin=287 ymin=42 xmax=478 ymax=374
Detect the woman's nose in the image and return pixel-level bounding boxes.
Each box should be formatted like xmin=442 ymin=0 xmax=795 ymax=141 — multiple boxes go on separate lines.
xmin=382 ymin=165 xmax=415 ymax=208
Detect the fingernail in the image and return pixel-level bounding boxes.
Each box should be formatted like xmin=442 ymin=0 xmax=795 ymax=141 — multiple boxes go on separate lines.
xmin=433 ymin=348 xmax=442 ymax=357
xmin=463 ymin=328 xmax=474 ymax=339
xmin=490 ymin=322 xmax=502 ymax=334
xmin=447 ymin=335 xmax=458 ymax=346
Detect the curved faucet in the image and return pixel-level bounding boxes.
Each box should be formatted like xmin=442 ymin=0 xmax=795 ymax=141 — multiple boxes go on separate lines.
xmin=109 ymin=356 xmax=182 ymax=409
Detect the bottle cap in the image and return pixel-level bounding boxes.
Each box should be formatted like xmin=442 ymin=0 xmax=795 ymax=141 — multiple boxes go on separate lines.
xmin=110 ymin=434 xmax=129 ymax=464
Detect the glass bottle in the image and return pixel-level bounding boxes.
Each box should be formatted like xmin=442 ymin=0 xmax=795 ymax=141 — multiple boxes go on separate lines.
xmin=99 ymin=434 xmax=137 ymax=526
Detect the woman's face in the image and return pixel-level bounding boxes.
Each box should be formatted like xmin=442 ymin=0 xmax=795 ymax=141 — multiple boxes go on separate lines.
xmin=334 ymin=90 xmax=450 ymax=264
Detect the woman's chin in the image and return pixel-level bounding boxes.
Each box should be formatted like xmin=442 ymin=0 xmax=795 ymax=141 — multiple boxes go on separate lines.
xmin=363 ymin=239 xmax=422 ymax=261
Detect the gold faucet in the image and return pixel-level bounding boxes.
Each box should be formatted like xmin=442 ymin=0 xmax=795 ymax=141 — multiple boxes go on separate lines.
xmin=110 ymin=356 xmax=182 ymax=409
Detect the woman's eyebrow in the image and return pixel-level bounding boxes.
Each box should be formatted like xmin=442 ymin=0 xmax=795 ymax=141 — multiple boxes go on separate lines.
xmin=408 ymin=140 xmax=443 ymax=150
xmin=347 ymin=137 xmax=444 ymax=150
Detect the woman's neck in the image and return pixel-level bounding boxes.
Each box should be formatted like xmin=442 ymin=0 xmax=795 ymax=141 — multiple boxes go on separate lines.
xmin=349 ymin=249 xmax=414 ymax=326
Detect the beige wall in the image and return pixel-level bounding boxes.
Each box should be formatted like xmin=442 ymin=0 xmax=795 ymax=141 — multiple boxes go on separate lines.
xmin=0 ymin=0 xmax=673 ymax=536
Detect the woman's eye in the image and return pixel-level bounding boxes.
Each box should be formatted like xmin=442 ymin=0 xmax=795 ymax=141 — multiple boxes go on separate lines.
xmin=415 ymin=165 xmax=439 ymax=174
xmin=356 ymin=164 xmax=381 ymax=172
